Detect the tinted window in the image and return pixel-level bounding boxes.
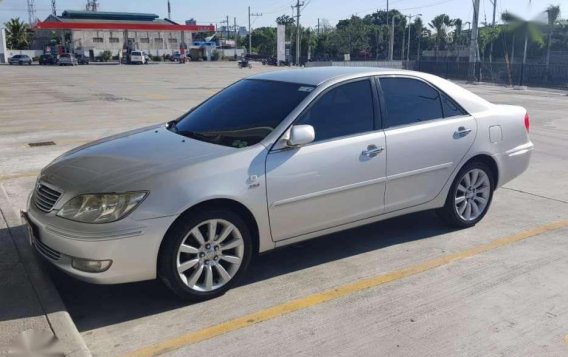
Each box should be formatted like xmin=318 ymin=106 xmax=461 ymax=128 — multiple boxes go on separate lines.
xmin=441 ymin=93 xmax=467 ymax=118
xmin=132 ymin=51 xmax=142 ymax=56
xmin=380 ymin=78 xmax=443 ymax=127
xmin=296 ymin=80 xmax=374 ymax=142
xmin=174 ymin=79 xmax=313 ymax=148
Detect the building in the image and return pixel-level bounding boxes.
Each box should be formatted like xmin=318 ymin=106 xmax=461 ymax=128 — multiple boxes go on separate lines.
xmin=32 ymin=10 xmax=215 ymax=58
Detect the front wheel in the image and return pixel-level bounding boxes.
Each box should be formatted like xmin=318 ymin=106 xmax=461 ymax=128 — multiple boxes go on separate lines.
xmin=159 ymin=209 xmax=253 ymax=300
xmin=437 ymin=162 xmax=495 ymax=228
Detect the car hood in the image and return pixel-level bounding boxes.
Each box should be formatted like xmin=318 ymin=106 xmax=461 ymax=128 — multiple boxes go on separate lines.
xmin=41 ymin=125 xmax=237 ymax=193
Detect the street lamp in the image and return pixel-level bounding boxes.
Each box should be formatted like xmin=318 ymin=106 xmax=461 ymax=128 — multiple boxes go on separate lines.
xmin=406 ymin=13 xmax=422 ymax=61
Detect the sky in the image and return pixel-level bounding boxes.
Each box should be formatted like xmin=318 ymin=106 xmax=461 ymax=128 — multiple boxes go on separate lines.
xmin=1 ymin=0 xmax=567 ymax=30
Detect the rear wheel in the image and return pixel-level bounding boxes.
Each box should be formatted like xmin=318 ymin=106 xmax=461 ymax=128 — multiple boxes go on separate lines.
xmin=159 ymin=209 xmax=252 ymax=300
xmin=438 ymin=161 xmax=494 ymax=228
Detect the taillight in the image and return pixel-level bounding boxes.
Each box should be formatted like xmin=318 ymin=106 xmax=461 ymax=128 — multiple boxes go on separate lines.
xmin=524 ymin=112 xmax=530 ymax=133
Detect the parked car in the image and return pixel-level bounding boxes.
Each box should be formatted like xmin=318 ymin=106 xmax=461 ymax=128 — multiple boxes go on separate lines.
xmin=128 ymin=51 xmax=145 ymax=64
xmin=58 ymin=53 xmax=78 ymax=66
xmin=170 ymin=52 xmax=182 ymax=62
xmin=8 ymin=54 xmax=32 ymax=65
xmin=75 ymin=54 xmax=90 ymax=65
xmin=23 ymin=68 xmax=533 ymax=301
xmin=38 ymin=54 xmax=57 ymax=65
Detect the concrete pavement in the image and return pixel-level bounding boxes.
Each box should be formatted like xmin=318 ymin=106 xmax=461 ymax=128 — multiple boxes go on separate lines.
xmin=1 ymin=62 xmax=568 ymax=356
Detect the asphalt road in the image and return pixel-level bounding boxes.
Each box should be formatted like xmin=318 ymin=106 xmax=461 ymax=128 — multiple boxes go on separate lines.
xmin=1 ymin=62 xmax=567 ymax=356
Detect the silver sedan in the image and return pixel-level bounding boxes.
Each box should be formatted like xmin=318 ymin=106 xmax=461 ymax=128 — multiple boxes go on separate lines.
xmin=23 ymin=67 xmax=533 ymax=300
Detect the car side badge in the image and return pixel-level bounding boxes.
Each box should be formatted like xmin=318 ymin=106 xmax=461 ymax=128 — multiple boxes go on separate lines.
xmin=298 ymin=86 xmax=314 ymax=92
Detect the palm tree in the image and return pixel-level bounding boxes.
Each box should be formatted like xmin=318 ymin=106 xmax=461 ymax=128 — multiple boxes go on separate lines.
xmin=453 ymin=18 xmax=463 ymax=61
xmin=545 ymin=5 xmax=560 ymax=71
xmin=429 ymin=14 xmax=453 ymax=61
xmin=501 ymin=11 xmax=544 ymax=86
xmin=414 ymin=17 xmax=424 ymax=60
xmin=4 ymin=17 xmax=32 ymax=50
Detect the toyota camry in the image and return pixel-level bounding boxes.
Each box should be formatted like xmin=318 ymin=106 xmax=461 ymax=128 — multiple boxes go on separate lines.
xmin=22 ymin=67 xmax=533 ymax=300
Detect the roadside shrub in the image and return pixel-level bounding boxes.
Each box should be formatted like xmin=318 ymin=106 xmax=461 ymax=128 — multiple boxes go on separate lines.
xmin=152 ymin=55 xmax=163 ymax=62
xmin=100 ymin=50 xmax=112 ymax=62
xmin=32 ymin=56 xmax=39 ymax=61
xmin=211 ymin=50 xmax=219 ymax=61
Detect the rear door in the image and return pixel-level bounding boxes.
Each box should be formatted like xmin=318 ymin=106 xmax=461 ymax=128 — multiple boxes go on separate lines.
xmin=378 ymin=76 xmax=476 ymax=212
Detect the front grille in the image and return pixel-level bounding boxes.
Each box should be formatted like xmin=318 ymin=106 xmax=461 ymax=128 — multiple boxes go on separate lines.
xmin=32 ymin=236 xmax=62 ymax=260
xmin=34 ymin=184 xmax=62 ymax=213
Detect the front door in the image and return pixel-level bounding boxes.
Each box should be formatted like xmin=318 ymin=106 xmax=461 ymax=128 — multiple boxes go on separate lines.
xmin=378 ymin=76 xmax=476 ymax=212
xmin=266 ymin=79 xmax=387 ymax=241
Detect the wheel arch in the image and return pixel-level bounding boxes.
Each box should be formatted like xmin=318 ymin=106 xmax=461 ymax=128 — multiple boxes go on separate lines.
xmin=157 ymin=198 xmax=260 ymax=270
xmin=461 ymin=154 xmax=499 ymax=186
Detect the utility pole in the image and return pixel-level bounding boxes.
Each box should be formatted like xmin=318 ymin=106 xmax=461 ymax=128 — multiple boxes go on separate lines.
xmin=226 ymin=15 xmax=230 ymax=41
xmin=406 ymin=13 xmax=422 ymax=61
xmin=389 ymin=15 xmax=396 ymax=61
xmin=51 ymin=0 xmax=56 ymax=16
xmin=489 ymin=0 xmax=497 ymax=63
xmin=167 ymin=0 xmax=171 ymax=20
xmin=386 ymin=0 xmax=389 ymax=60
xmin=468 ymin=0 xmax=480 ymax=81
xmin=401 ymin=24 xmax=405 ymax=61
xmin=234 ymin=17 xmax=237 ymax=58
xmin=248 ymin=7 xmax=262 ymax=56
xmin=292 ymin=0 xmax=304 ymax=65
xmin=317 ymin=18 xmax=320 ymax=35
xmin=27 ymin=0 xmax=36 ymax=25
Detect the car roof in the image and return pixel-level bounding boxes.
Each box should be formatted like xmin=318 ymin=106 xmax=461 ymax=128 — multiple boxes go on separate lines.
xmin=249 ymin=66 xmax=404 ymax=86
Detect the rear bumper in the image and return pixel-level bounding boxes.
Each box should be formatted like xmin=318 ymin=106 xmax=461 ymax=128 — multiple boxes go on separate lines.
xmin=493 ymin=141 xmax=534 ymax=187
xmin=24 ymin=207 xmax=177 ymax=284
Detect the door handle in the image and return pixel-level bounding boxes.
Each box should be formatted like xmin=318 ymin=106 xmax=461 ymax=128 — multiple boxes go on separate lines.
xmin=454 ymin=126 xmax=472 ymax=138
xmin=362 ymin=145 xmax=384 ymax=158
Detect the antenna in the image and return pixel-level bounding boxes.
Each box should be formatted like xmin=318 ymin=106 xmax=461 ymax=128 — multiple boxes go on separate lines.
xmin=168 ymin=0 xmax=171 ymax=20
xmin=86 ymin=0 xmax=99 ymax=12
xmin=27 ymin=0 xmax=36 ymax=25
xmin=51 ymin=0 xmax=56 ymax=16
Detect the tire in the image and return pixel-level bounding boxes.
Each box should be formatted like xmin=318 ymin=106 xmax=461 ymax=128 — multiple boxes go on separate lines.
xmin=159 ymin=209 xmax=253 ymax=301
xmin=437 ymin=161 xmax=495 ymax=228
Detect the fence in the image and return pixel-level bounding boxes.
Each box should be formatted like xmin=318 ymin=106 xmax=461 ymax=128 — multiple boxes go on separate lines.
xmin=306 ymin=61 xmax=404 ymax=69
xmin=411 ymin=61 xmax=568 ymax=89
xmin=306 ymin=59 xmax=568 ymax=89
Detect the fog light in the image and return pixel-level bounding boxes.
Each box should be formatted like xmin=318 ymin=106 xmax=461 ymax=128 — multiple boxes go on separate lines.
xmin=71 ymin=258 xmax=112 ymax=273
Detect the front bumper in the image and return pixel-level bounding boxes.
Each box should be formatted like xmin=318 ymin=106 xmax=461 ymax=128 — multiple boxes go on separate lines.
xmin=23 ymin=206 xmax=177 ymax=284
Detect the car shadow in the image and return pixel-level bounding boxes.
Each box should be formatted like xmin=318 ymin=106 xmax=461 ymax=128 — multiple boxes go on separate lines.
xmin=47 ymin=210 xmax=457 ymax=332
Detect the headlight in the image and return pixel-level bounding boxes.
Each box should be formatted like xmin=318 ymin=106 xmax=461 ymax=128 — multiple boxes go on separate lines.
xmin=57 ymin=192 xmax=148 ymax=223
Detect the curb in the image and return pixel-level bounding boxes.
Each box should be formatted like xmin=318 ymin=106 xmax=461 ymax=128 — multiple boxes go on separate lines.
xmin=0 ymin=192 xmax=91 ymax=357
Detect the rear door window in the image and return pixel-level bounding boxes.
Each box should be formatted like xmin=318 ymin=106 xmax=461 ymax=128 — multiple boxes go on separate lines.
xmin=379 ymin=77 xmax=443 ymax=128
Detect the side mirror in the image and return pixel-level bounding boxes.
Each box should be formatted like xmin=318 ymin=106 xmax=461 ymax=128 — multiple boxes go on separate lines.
xmin=287 ymin=125 xmax=315 ymax=147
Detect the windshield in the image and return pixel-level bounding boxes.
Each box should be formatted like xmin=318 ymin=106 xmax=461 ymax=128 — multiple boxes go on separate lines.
xmin=172 ymin=79 xmax=314 ymax=148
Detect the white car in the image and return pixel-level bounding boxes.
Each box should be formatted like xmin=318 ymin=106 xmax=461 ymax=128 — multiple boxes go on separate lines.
xmin=129 ymin=51 xmax=145 ymax=64
xmin=23 ymin=67 xmax=533 ymax=300
xmin=58 ymin=54 xmax=78 ymax=66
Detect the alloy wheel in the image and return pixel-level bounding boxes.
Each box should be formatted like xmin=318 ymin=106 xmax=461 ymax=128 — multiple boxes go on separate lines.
xmin=454 ymin=168 xmax=491 ymax=221
xmin=176 ymin=219 xmax=244 ymax=292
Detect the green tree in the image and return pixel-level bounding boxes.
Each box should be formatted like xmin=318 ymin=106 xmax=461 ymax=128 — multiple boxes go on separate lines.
xmin=276 ymin=15 xmax=295 ymax=26
xmin=429 ymin=14 xmax=454 ymax=61
xmin=250 ymin=27 xmax=277 ymax=57
xmin=545 ymin=5 xmax=561 ymax=70
xmin=4 ymin=17 xmax=33 ymax=50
